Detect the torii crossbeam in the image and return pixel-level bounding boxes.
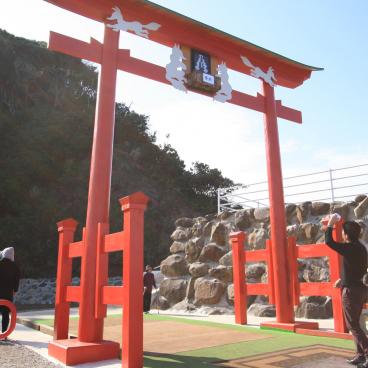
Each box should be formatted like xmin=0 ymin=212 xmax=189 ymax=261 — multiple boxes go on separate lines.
xmin=44 ymin=0 xmax=322 ymax=366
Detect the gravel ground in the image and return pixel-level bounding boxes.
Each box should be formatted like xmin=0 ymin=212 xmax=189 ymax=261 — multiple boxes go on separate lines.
xmin=0 ymin=339 xmax=63 ymax=368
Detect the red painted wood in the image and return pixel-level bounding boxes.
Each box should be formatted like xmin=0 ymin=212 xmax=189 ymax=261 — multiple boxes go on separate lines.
xmin=45 ymin=0 xmax=320 ymax=88
xmin=95 ymin=223 xmax=110 ymax=319
xmin=287 ymin=236 xmax=299 ymax=306
xmin=68 ymin=240 xmax=83 ymax=258
xmin=78 ymin=26 xmax=120 ymax=343
xmin=247 ymin=283 xmax=270 ymax=295
xmin=102 ymin=286 xmax=124 ymax=305
xmin=0 ymin=300 xmax=17 ymax=340
xmin=103 ymin=231 xmax=126 ymax=252
xmin=266 ymin=239 xmax=275 ymax=305
xmin=65 ymin=286 xmax=81 ymax=303
xmin=262 ymin=81 xmax=294 ymax=323
xmin=244 ymin=248 xmax=268 ymax=262
xmin=299 ymin=282 xmax=332 ymax=296
xmin=230 ymin=232 xmax=247 ymax=325
xmin=54 ymin=218 xmax=78 ymax=340
xmin=120 ymin=192 xmax=149 ymax=368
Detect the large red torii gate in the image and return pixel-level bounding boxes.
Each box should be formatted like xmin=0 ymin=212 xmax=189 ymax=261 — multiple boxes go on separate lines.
xmin=44 ymin=0 xmax=322 ymax=366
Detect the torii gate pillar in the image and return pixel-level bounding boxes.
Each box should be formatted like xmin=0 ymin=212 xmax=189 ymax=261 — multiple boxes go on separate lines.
xmin=262 ymin=82 xmax=294 ymax=324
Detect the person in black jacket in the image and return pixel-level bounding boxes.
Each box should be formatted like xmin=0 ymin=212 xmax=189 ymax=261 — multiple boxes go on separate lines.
xmin=0 ymin=247 xmax=20 ymax=336
xmin=325 ymin=215 xmax=368 ymax=367
xmin=143 ymin=265 xmax=156 ymax=314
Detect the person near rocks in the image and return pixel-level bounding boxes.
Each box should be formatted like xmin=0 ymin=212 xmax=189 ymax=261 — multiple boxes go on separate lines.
xmin=324 ymin=215 xmax=368 ymax=367
xmin=143 ymin=265 xmax=156 ymax=314
xmin=0 ymin=247 xmax=20 ymax=336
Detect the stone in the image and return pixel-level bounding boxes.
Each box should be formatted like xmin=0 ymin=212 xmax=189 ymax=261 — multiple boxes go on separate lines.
xmin=331 ymin=202 xmax=351 ymax=221
xmin=209 ymin=265 xmax=233 ymax=283
xmin=285 ymin=204 xmax=297 ymax=225
xmin=296 ymin=202 xmax=312 ymax=223
xmin=175 ymin=217 xmax=194 ymax=228
xmin=254 ymin=208 xmax=270 ymax=222
xmin=210 ymin=222 xmax=227 ymax=246
xmin=247 ymin=303 xmax=276 ymax=317
xmin=189 ymin=262 xmax=209 ymax=277
xmin=199 ymin=243 xmax=226 ymax=262
xmin=218 ymin=211 xmax=234 ymax=221
xmin=355 ymin=197 xmax=368 ymax=218
xmin=185 ymin=277 xmax=197 ymax=301
xmin=227 ymin=284 xmax=234 ymax=305
xmin=194 ymin=277 xmax=226 ymax=305
xmin=248 ymin=228 xmax=268 ymax=250
xmin=355 ymin=194 xmax=367 ymax=203
xmin=234 ymin=210 xmax=251 ymax=230
xmin=185 ymin=237 xmax=204 ymax=262
xmin=295 ymin=296 xmax=332 ymax=319
xmin=203 ymin=221 xmax=213 ymax=237
xmin=160 ymin=254 xmax=189 ymax=277
xmin=159 ymin=278 xmax=188 ymax=305
xmin=311 ymin=202 xmax=330 ymax=216
xmin=246 ymin=263 xmax=266 ymax=281
xmin=170 ymin=227 xmax=190 ymax=241
xmin=300 ymin=223 xmax=320 ymax=243
xmin=219 ymin=251 xmax=233 ymax=266
xmin=169 ymin=241 xmax=186 ymax=254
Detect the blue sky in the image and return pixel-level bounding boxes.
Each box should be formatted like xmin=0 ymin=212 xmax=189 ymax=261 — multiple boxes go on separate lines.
xmin=1 ymin=0 xmax=367 ymax=187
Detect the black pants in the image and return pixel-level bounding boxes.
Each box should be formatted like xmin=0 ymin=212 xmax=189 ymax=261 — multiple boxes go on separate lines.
xmin=342 ymin=286 xmax=368 ymax=357
xmin=143 ymin=291 xmax=152 ymax=312
xmin=0 ymin=306 xmax=10 ymax=333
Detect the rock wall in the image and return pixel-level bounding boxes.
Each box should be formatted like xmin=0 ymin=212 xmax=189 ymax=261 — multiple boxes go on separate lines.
xmin=159 ymin=196 xmax=368 ymax=317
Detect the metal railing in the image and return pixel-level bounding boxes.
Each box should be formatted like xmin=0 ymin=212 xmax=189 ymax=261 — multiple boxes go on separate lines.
xmin=218 ymin=163 xmax=368 ymax=213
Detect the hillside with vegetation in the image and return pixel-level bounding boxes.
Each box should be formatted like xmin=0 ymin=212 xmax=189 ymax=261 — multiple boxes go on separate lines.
xmin=0 ymin=30 xmax=233 ymax=277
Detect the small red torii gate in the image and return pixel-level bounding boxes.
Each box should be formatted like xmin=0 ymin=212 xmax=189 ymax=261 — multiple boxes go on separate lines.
xmin=231 ymin=221 xmax=348 ymax=335
xmin=43 ymin=0 xmax=322 ymax=366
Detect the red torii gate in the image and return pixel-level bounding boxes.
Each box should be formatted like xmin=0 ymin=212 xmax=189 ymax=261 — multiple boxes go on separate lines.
xmin=44 ymin=0 xmax=322 ymax=366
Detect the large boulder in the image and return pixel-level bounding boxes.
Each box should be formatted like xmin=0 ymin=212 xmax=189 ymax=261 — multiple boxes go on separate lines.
xmin=355 ymin=197 xmax=368 ymax=218
xmin=199 ymin=243 xmax=226 ymax=262
xmin=246 ymin=263 xmax=266 ymax=282
xmin=159 ymin=278 xmax=188 ymax=305
xmin=331 ymin=202 xmax=351 ymax=221
xmin=160 ymin=254 xmax=189 ymax=277
xmin=189 ymin=262 xmax=209 ymax=278
xmin=227 ymin=284 xmax=234 ymax=305
xmin=175 ymin=217 xmax=194 ymax=228
xmin=254 ymin=208 xmax=270 ymax=222
xmin=248 ymin=228 xmax=268 ymax=250
xmin=247 ymin=303 xmax=276 ymax=317
xmin=171 ymin=227 xmax=191 ymax=241
xmin=285 ymin=204 xmax=297 ymax=225
xmin=170 ymin=241 xmax=186 ymax=254
xmin=209 ymin=265 xmax=233 ymax=283
xmin=235 ymin=210 xmax=251 ymax=230
xmin=296 ymin=202 xmax=312 ymax=223
xmin=219 ymin=251 xmax=233 ymax=266
xmin=185 ymin=237 xmax=204 ymax=262
xmin=311 ymin=202 xmax=330 ymax=216
xmin=297 ymin=223 xmax=320 ymax=244
xmin=210 ymin=222 xmax=227 ymax=246
xmin=194 ymin=277 xmax=226 ymax=305
xmin=295 ymin=296 xmax=332 ymax=319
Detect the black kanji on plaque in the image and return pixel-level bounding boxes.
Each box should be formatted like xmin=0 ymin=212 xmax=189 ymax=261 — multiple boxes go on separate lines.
xmin=191 ymin=49 xmax=211 ymax=74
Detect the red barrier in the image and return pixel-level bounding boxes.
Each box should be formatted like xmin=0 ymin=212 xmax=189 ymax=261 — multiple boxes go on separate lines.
xmin=230 ymin=232 xmax=275 ymax=325
xmin=0 ymin=299 xmax=17 ymax=340
xmin=231 ymin=221 xmax=347 ymax=334
xmin=49 ymin=192 xmax=149 ymax=367
xmin=288 ymin=220 xmax=347 ymax=333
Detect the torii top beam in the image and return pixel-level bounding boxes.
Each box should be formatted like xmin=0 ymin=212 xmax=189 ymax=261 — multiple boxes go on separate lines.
xmin=45 ymin=0 xmax=322 ymax=89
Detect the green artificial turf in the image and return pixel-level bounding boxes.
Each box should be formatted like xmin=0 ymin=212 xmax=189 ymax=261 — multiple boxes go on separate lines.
xmin=32 ymin=313 xmax=355 ymax=368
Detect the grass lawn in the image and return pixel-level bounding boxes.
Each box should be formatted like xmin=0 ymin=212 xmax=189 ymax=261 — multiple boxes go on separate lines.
xmin=34 ymin=314 xmax=355 ymax=368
